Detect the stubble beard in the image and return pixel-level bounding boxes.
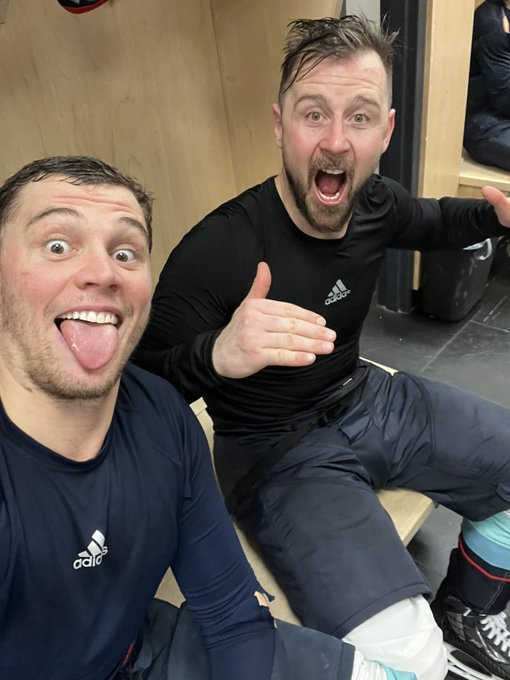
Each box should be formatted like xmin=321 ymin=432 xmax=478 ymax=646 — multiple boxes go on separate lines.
xmin=0 ymin=286 xmax=148 ymax=402
xmin=283 ymin=154 xmax=362 ymax=236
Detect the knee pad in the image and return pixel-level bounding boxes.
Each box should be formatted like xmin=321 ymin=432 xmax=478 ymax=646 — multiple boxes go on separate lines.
xmin=344 ymin=596 xmax=447 ymax=680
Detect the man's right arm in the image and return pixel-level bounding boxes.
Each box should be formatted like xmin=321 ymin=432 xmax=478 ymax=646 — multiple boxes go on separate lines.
xmin=133 ymin=220 xmax=244 ymax=401
xmin=211 ymin=261 xmax=335 ymax=379
xmin=135 ymin=229 xmax=335 ymax=400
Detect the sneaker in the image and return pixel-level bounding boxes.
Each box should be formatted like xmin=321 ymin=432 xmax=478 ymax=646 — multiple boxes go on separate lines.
xmin=440 ymin=595 xmax=510 ymax=680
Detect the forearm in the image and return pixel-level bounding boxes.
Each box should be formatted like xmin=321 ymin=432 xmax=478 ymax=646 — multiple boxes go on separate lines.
xmin=205 ymin=596 xmax=275 ymax=680
xmin=433 ymin=196 xmax=506 ymax=248
xmin=132 ymin=330 xmax=224 ymax=402
xmin=385 ymin=177 xmax=506 ymax=251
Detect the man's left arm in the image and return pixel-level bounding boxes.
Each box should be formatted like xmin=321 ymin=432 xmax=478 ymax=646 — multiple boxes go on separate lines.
xmin=384 ymin=177 xmax=509 ymax=251
xmin=170 ymin=407 xmax=275 ymax=680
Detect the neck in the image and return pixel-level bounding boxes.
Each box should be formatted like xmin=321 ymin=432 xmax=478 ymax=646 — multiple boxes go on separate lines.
xmin=0 ymin=366 xmax=118 ymax=461
xmin=274 ymin=172 xmax=349 ymax=239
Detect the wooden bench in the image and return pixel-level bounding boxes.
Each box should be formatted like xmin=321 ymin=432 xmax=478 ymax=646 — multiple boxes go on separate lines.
xmin=458 ymin=150 xmax=510 ymax=199
xmin=157 ymin=371 xmax=435 ymax=624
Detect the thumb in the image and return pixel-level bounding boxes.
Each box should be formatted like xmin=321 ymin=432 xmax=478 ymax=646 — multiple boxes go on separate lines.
xmin=482 ymin=185 xmax=510 ymax=226
xmin=245 ymin=261 xmax=272 ymax=300
xmin=482 ymin=184 xmax=507 ymax=209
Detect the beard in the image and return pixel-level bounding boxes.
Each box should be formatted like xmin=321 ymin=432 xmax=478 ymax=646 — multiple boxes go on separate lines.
xmin=0 ymin=284 xmax=148 ymax=402
xmin=283 ymin=153 xmax=363 ymax=235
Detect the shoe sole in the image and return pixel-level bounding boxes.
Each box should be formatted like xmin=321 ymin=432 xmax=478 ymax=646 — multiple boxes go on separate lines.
xmin=445 ymin=641 xmax=508 ymax=680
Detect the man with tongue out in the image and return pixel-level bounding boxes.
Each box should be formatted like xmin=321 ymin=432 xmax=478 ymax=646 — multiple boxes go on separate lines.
xmin=135 ymin=15 xmax=510 ymax=680
xmin=0 ymin=155 xmax=417 ymax=680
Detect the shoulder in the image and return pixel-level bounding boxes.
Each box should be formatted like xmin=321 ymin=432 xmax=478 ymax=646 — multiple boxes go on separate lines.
xmin=189 ymin=177 xmax=276 ymax=233
xmin=473 ymin=1 xmax=506 ymax=38
xmin=121 ymin=362 xmax=185 ymax=402
xmin=155 ymin=179 xmax=278 ymax=295
xmin=119 ymin=364 xmax=192 ymax=430
xmin=202 ymin=177 xmax=277 ymax=221
xmin=118 ymin=363 xmax=208 ymax=453
xmin=358 ymin=174 xmax=410 ymax=209
xmin=179 ymin=178 xmax=278 ymax=247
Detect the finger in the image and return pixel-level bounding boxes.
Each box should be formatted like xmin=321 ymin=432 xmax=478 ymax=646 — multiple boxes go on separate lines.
xmin=245 ymin=261 xmax=272 ymax=301
xmin=481 ymin=184 xmax=508 ymax=208
xmin=263 ymin=348 xmax=319 ymax=367
xmin=244 ymin=297 xmax=330 ymax=328
xmin=260 ymin=314 xmax=336 ymax=342
xmin=261 ymin=326 xmax=335 ymax=354
xmin=267 ymin=332 xmax=335 ymax=355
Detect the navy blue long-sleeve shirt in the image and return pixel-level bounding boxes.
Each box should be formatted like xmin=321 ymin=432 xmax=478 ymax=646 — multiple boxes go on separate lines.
xmin=0 ymin=363 xmax=274 ymax=680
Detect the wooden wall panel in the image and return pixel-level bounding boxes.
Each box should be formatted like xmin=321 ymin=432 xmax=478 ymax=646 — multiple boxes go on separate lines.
xmin=0 ymin=0 xmax=236 ymax=281
xmin=418 ymin=0 xmax=475 ymax=198
xmin=211 ymin=0 xmax=342 ymax=193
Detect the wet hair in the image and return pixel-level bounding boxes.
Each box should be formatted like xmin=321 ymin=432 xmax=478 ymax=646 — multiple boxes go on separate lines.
xmin=278 ymin=15 xmax=398 ymax=103
xmin=0 ymin=155 xmax=153 ymax=250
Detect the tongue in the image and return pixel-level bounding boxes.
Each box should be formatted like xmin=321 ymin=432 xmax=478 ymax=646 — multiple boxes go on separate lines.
xmin=59 ymin=319 xmax=119 ymax=371
xmin=316 ymin=171 xmax=342 ymax=197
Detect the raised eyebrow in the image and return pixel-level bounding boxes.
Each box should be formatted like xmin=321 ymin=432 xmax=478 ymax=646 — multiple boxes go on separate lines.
xmin=118 ymin=215 xmax=150 ymax=244
xmin=294 ymin=94 xmax=328 ymax=109
xmin=26 ymin=208 xmax=149 ymax=244
xmin=27 ymin=207 xmax=79 ymax=228
xmin=348 ymin=95 xmax=382 ymax=112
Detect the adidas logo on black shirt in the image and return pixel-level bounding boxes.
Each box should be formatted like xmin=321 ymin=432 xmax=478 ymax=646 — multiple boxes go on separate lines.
xmin=325 ymin=278 xmax=351 ymax=305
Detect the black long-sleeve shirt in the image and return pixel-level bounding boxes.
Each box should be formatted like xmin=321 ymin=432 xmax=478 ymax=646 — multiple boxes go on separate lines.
xmin=135 ymin=175 xmax=505 ymax=434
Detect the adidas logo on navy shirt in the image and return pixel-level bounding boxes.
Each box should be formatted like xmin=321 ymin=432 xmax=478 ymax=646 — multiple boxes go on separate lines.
xmin=73 ymin=530 xmax=108 ymax=569
xmin=325 ymin=278 xmax=351 ymax=305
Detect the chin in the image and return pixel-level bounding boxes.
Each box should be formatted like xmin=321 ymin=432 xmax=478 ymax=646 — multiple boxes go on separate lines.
xmin=29 ymin=364 xmax=122 ymax=402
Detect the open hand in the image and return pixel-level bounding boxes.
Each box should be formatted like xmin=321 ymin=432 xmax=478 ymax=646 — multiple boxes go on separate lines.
xmin=212 ymin=262 xmax=336 ymax=379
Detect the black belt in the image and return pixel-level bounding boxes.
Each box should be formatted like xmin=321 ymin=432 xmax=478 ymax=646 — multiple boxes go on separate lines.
xmin=225 ymin=365 xmax=367 ymax=514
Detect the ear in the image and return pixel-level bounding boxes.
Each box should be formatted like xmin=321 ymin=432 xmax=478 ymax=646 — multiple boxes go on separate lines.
xmin=382 ymin=108 xmax=396 ymax=154
xmin=272 ymin=103 xmax=283 ymax=149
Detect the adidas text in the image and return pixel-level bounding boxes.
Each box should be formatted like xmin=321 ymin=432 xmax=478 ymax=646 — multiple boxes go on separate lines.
xmin=73 ymin=530 xmax=108 ymax=570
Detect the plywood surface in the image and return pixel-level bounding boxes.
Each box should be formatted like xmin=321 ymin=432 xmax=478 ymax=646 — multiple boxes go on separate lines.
xmin=419 ymin=0 xmax=476 ymax=198
xmin=0 ymin=0 xmax=237 ymax=281
xmin=211 ymin=0 xmax=342 ymax=193
xmin=458 ymin=152 xmax=510 ymax=198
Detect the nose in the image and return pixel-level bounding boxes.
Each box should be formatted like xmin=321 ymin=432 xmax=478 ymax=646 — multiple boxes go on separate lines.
xmin=73 ymin=248 xmax=121 ymax=290
xmin=318 ymin=118 xmax=351 ymax=155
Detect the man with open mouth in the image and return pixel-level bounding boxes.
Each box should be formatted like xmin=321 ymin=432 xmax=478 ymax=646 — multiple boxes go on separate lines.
xmin=0 ymin=155 xmax=416 ymax=680
xmin=136 ymin=14 xmax=510 ymax=680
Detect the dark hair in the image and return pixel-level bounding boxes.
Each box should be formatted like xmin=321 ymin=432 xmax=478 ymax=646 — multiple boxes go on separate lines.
xmin=278 ymin=15 xmax=398 ymax=102
xmin=0 ymin=155 xmax=153 ymax=249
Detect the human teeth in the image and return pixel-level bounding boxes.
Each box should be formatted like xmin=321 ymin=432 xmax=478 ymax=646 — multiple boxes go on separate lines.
xmin=323 ymin=169 xmax=344 ymax=175
xmin=318 ymin=189 xmax=341 ymax=201
xmin=57 ymin=311 xmax=118 ymax=325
